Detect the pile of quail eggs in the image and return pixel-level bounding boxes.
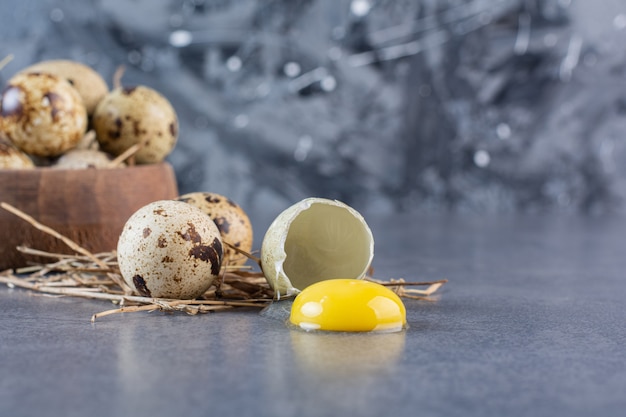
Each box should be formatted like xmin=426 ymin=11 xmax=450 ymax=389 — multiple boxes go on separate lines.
xmin=0 ymin=59 xmax=178 ymax=169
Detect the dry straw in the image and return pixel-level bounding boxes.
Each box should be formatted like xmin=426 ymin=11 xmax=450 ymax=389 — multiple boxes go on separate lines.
xmin=0 ymin=202 xmax=446 ymax=321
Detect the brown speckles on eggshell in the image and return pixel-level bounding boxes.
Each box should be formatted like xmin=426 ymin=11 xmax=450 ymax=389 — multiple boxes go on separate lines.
xmin=0 ymin=72 xmax=87 ymax=157
xmin=143 ymin=227 xmax=152 ymax=238
xmin=107 ymin=129 xmax=121 ymax=140
xmin=212 ymin=237 xmax=224 ymax=259
xmin=132 ymin=119 xmax=141 ymax=137
xmin=189 ymin=244 xmax=217 ymax=265
xmin=188 ymin=237 xmax=224 ymax=276
xmin=43 ymin=92 xmax=63 ymax=120
xmin=177 ymin=192 xmax=253 ymax=266
xmin=93 ymin=85 xmax=178 ymax=164
xmin=178 ymin=222 xmax=202 ymax=244
xmin=214 ymin=216 xmax=231 ymax=234
xmin=133 ymin=275 xmax=151 ymax=297
xmin=106 ymin=117 xmax=123 ymax=140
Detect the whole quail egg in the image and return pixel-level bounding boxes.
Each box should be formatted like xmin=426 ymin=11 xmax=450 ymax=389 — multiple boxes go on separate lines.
xmin=0 ymin=135 xmax=34 ymax=169
xmin=0 ymin=72 xmax=87 ymax=157
xmin=117 ymin=200 xmax=223 ymax=299
xmin=18 ymin=60 xmax=109 ymax=115
xmin=92 ymin=85 xmax=178 ymax=164
xmin=54 ymin=148 xmax=118 ymax=169
xmin=177 ymin=192 xmax=253 ymax=266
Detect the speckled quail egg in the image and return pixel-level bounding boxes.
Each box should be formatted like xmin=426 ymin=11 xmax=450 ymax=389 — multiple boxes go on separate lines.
xmin=177 ymin=192 xmax=253 ymax=266
xmin=0 ymin=72 xmax=87 ymax=157
xmin=18 ymin=60 xmax=109 ymax=115
xmin=261 ymin=198 xmax=374 ymax=298
xmin=0 ymin=135 xmax=34 ymax=169
xmin=92 ymin=85 xmax=178 ymax=164
xmin=117 ymin=200 xmax=223 ymax=299
xmin=54 ymin=148 xmax=119 ymax=169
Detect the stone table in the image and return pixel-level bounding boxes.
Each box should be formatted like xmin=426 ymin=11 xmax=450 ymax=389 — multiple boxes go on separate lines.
xmin=1 ymin=213 xmax=625 ymax=417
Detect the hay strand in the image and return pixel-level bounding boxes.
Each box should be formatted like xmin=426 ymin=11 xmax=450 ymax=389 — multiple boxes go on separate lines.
xmin=0 ymin=202 xmax=108 ymax=269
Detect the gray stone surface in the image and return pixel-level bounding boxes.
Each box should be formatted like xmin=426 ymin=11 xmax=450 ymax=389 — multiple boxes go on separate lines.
xmin=1 ymin=213 xmax=625 ymax=417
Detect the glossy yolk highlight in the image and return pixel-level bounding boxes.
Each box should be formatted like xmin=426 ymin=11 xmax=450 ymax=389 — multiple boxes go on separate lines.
xmin=289 ymin=279 xmax=407 ymax=332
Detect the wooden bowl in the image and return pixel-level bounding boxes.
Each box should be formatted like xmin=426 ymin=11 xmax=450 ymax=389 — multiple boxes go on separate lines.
xmin=0 ymin=162 xmax=178 ymax=270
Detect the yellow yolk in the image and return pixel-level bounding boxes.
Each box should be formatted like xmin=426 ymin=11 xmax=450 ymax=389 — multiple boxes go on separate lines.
xmin=289 ymin=279 xmax=407 ymax=332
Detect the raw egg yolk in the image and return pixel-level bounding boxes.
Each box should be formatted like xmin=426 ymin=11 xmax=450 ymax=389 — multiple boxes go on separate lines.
xmin=289 ymin=279 xmax=407 ymax=332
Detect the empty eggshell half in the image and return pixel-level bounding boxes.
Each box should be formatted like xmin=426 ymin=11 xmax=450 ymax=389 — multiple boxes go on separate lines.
xmin=117 ymin=200 xmax=223 ymax=299
xmin=261 ymin=197 xmax=374 ymax=297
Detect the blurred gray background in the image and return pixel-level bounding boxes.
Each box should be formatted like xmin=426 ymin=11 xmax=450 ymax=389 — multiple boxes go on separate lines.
xmin=2 ymin=0 xmax=626 ymax=230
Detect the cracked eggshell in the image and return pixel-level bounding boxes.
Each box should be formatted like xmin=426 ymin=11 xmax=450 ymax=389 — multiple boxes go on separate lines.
xmin=0 ymin=72 xmax=87 ymax=157
xmin=177 ymin=192 xmax=253 ymax=266
xmin=93 ymin=85 xmax=178 ymax=164
xmin=261 ymin=197 xmax=374 ymax=298
xmin=117 ymin=200 xmax=223 ymax=299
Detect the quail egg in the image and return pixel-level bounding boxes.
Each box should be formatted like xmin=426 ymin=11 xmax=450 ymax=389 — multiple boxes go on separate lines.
xmin=0 ymin=72 xmax=87 ymax=157
xmin=0 ymin=135 xmax=34 ymax=169
xmin=117 ymin=200 xmax=223 ymax=299
xmin=92 ymin=85 xmax=178 ymax=164
xmin=177 ymin=192 xmax=253 ymax=266
xmin=18 ymin=59 xmax=109 ymax=115
xmin=54 ymin=148 xmax=117 ymax=169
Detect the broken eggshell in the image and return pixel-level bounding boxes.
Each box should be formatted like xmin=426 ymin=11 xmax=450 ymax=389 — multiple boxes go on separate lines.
xmin=260 ymin=197 xmax=374 ymax=298
xmin=117 ymin=200 xmax=223 ymax=299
